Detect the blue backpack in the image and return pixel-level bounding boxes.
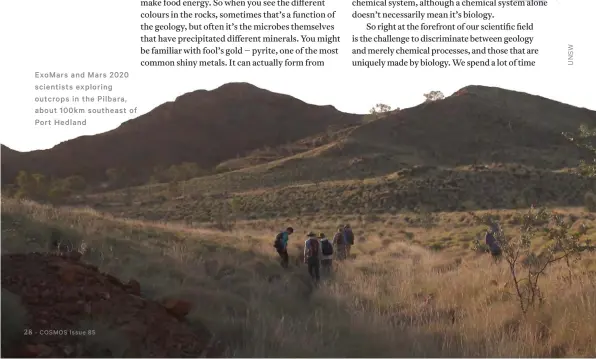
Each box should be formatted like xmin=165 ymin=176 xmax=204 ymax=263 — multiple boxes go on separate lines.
xmin=344 ymin=229 xmax=354 ymax=245
xmin=321 ymin=239 xmax=333 ymax=256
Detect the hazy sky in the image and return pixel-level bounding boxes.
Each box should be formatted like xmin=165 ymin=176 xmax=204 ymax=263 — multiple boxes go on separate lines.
xmin=1 ymin=0 xmax=594 ymax=152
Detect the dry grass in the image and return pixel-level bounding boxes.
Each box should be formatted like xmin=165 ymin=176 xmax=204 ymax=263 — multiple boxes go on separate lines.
xmin=2 ymin=198 xmax=596 ymax=357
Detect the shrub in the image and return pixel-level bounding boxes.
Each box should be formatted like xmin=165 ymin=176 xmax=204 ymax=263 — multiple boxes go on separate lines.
xmin=471 ymin=207 xmax=595 ymax=313
xmin=363 ymin=103 xmax=396 ymax=123
xmin=563 ymin=124 xmax=595 ymax=177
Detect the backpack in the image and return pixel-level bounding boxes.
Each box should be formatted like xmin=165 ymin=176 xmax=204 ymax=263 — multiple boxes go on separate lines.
xmin=306 ymin=238 xmax=320 ymax=259
xmin=321 ymin=239 xmax=333 ymax=256
xmin=485 ymin=232 xmax=501 ymax=253
xmin=344 ymin=229 xmax=354 ymax=245
xmin=273 ymin=232 xmax=284 ymax=250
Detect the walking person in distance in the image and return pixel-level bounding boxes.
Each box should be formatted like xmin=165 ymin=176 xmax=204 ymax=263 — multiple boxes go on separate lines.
xmin=304 ymin=231 xmax=321 ymax=283
xmin=273 ymin=227 xmax=294 ymax=268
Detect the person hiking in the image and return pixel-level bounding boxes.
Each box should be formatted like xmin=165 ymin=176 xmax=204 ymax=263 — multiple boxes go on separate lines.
xmin=485 ymin=223 xmax=502 ymax=261
xmin=273 ymin=227 xmax=294 ymax=268
xmin=333 ymin=226 xmax=346 ymax=260
xmin=304 ymin=232 xmax=321 ymax=283
xmin=343 ymin=224 xmax=355 ymax=259
xmin=319 ymin=232 xmax=333 ymax=275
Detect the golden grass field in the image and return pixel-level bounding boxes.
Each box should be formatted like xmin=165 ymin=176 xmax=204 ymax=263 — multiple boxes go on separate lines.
xmin=3 ymin=197 xmax=596 ymax=357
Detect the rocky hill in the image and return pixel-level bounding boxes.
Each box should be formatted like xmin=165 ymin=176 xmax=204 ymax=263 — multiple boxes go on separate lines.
xmin=1 ymin=83 xmax=362 ymax=184
xmin=341 ymin=85 xmax=595 ymax=169
xmin=86 ymin=85 xmax=596 ymax=220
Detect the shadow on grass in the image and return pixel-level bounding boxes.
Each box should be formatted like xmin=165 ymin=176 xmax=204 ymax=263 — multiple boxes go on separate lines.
xmin=0 ymin=208 xmax=477 ymax=357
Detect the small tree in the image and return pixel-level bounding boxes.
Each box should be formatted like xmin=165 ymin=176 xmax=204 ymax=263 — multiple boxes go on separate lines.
xmin=363 ymin=103 xmax=396 ymax=123
xmin=177 ymin=162 xmax=204 ymax=180
xmin=563 ymin=124 xmax=596 ymax=177
xmin=31 ymin=174 xmax=48 ymax=199
xmin=471 ymin=207 xmax=594 ymax=314
xmin=14 ymin=171 xmax=49 ymax=200
xmin=47 ymin=185 xmax=70 ymax=205
xmin=63 ymin=175 xmax=86 ymax=193
xmin=423 ymin=91 xmax=445 ymax=102
xmin=15 ymin=171 xmax=34 ymax=198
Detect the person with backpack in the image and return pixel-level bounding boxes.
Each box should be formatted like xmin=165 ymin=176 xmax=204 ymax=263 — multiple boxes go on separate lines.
xmin=319 ymin=233 xmax=333 ymax=275
xmin=273 ymin=227 xmax=294 ymax=268
xmin=343 ymin=224 xmax=355 ymax=259
xmin=333 ymin=226 xmax=346 ymax=260
xmin=485 ymin=223 xmax=502 ymax=261
xmin=304 ymin=232 xmax=321 ymax=282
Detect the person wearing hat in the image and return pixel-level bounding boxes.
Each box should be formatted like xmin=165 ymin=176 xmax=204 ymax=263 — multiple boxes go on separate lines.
xmin=319 ymin=232 xmax=334 ymax=275
xmin=304 ymin=231 xmax=321 ymax=282
xmin=333 ymin=226 xmax=346 ymax=260
xmin=485 ymin=223 xmax=502 ymax=260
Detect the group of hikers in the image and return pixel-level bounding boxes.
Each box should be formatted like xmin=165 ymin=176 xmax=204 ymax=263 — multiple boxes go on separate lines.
xmin=273 ymin=225 xmax=355 ymax=282
xmin=272 ymin=222 xmax=502 ymax=283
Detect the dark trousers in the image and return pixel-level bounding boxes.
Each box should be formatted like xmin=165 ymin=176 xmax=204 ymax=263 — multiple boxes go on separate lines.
xmin=346 ymin=244 xmax=352 ymax=258
xmin=307 ymin=257 xmax=320 ymax=281
xmin=277 ymin=249 xmax=289 ymax=268
xmin=321 ymin=259 xmax=333 ymax=275
xmin=336 ymin=244 xmax=346 ymax=260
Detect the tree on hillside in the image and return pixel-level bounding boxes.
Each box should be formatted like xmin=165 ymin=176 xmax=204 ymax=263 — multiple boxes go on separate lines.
xmin=563 ymin=124 xmax=596 ymax=177
xmin=47 ymin=183 xmax=70 ymax=205
xmin=423 ymin=90 xmax=445 ymax=102
xmin=563 ymin=125 xmax=596 ymax=211
xmin=212 ymin=198 xmax=235 ymax=231
xmin=363 ymin=103 xmax=397 ymax=123
xmin=14 ymin=171 xmax=35 ymax=198
xmin=372 ymin=103 xmax=392 ymax=113
xmin=32 ymin=174 xmax=49 ymax=199
xmin=63 ymin=175 xmax=87 ymax=193
xmin=14 ymin=171 xmax=48 ymax=200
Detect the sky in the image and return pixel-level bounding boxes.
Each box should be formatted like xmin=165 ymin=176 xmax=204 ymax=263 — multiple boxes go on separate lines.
xmin=0 ymin=0 xmax=594 ymax=152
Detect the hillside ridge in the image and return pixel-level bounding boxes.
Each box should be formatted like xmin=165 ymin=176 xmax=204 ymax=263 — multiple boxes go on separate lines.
xmin=1 ymin=82 xmax=362 ymax=184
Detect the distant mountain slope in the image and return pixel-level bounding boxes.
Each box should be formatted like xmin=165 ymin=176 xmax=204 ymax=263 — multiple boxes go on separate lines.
xmin=67 ymin=84 xmax=596 ymax=218
xmin=342 ymin=85 xmax=596 ymax=169
xmin=1 ymin=83 xmax=362 ymax=184
xmin=133 ymin=85 xmax=595 ymax=196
